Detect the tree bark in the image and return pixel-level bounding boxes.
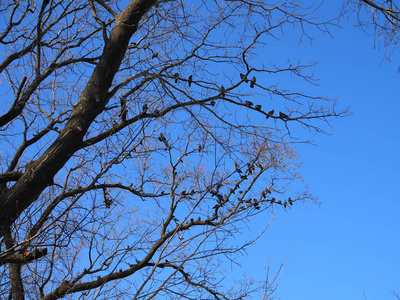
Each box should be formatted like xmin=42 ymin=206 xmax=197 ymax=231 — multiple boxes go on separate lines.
xmin=0 ymin=0 xmax=157 ymax=237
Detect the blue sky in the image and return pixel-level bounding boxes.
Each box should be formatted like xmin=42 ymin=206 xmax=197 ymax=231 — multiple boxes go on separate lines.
xmin=1 ymin=2 xmax=398 ymax=298
xmin=233 ymin=3 xmax=400 ymax=300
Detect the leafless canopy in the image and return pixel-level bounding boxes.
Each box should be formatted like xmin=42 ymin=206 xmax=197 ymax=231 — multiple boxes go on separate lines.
xmin=0 ymin=0 xmax=345 ymax=299
xmin=349 ymin=0 xmax=400 ymax=56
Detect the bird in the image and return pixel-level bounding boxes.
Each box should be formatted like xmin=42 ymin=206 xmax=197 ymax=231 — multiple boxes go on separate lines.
xmin=158 ymin=133 xmax=166 ymax=142
xmin=173 ymin=73 xmax=179 ymax=83
xmin=266 ymin=109 xmax=274 ymax=119
xmin=234 ymin=162 xmax=242 ymax=173
xmin=142 ymin=104 xmax=148 ymax=113
xmin=279 ymin=111 xmax=289 ymax=119
xmin=188 ymin=75 xmax=193 ymax=87
xmin=240 ymin=73 xmax=248 ymax=82
xmin=220 ymin=85 xmax=226 ymax=97
xmin=250 ymin=76 xmax=256 ymax=88
xmin=255 ymin=104 xmax=262 ymax=111
xmin=210 ymin=100 xmax=216 ymax=106
xmin=245 ymin=101 xmax=253 ymax=107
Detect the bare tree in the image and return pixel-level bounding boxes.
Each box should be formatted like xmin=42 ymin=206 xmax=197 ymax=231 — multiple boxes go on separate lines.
xmin=0 ymin=1 xmax=346 ymax=299
xmin=348 ymin=0 xmax=400 ymax=57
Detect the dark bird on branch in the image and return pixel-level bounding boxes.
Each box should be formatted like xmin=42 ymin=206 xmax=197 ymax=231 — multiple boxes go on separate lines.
xmin=255 ymin=104 xmax=261 ymax=111
xmin=173 ymin=73 xmax=179 ymax=83
xmin=250 ymin=76 xmax=256 ymax=88
xmin=220 ymin=85 xmax=226 ymax=97
xmin=279 ymin=111 xmax=289 ymax=120
xmin=240 ymin=73 xmax=248 ymax=82
xmin=245 ymin=101 xmax=253 ymax=107
xmin=158 ymin=133 xmax=166 ymax=142
xmin=266 ymin=109 xmax=274 ymax=119
xmin=142 ymin=104 xmax=148 ymax=113
xmin=234 ymin=162 xmax=242 ymax=173
xmin=188 ymin=75 xmax=193 ymax=87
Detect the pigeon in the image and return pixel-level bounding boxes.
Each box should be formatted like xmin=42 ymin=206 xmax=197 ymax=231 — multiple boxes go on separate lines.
xmin=220 ymin=85 xmax=226 ymax=97
xmin=245 ymin=101 xmax=253 ymax=107
xmin=279 ymin=111 xmax=289 ymax=119
xmin=250 ymin=76 xmax=256 ymax=88
xmin=188 ymin=75 xmax=193 ymax=87
xmin=173 ymin=73 xmax=179 ymax=83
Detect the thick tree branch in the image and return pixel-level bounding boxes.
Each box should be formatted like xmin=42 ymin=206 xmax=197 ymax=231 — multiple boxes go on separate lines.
xmin=0 ymin=0 xmax=157 ymax=237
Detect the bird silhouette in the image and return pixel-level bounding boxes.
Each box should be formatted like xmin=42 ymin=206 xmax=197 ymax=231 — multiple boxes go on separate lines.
xmin=255 ymin=104 xmax=261 ymax=110
xmin=158 ymin=133 xmax=166 ymax=142
xmin=173 ymin=73 xmax=179 ymax=83
xmin=279 ymin=111 xmax=289 ymax=119
xmin=220 ymin=85 xmax=226 ymax=97
xmin=188 ymin=75 xmax=193 ymax=87
xmin=266 ymin=109 xmax=274 ymax=119
xmin=250 ymin=76 xmax=256 ymax=88
xmin=245 ymin=101 xmax=253 ymax=107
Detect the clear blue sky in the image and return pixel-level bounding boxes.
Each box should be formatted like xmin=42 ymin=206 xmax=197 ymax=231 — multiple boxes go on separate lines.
xmin=232 ymin=3 xmax=400 ymax=300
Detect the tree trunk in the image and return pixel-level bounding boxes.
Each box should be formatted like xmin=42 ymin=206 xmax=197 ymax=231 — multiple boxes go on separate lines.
xmin=0 ymin=0 xmax=157 ymax=237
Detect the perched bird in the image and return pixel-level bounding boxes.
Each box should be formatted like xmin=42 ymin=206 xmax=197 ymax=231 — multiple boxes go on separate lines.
xmin=158 ymin=133 xmax=166 ymax=142
xmin=220 ymin=85 xmax=226 ymax=97
xmin=250 ymin=76 xmax=256 ymax=88
xmin=266 ymin=109 xmax=274 ymax=119
xmin=240 ymin=73 xmax=248 ymax=82
xmin=210 ymin=100 xmax=216 ymax=106
xmin=255 ymin=104 xmax=262 ymax=111
xmin=188 ymin=75 xmax=193 ymax=87
xmin=142 ymin=104 xmax=148 ymax=113
xmin=234 ymin=162 xmax=242 ymax=173
xmin=279 ymin=111 xmax=289 ymax=119
xmin=173 ymin=73 xmax=179 ymax=83
xmin=245 ymin=101 xmax=253 ymax=107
